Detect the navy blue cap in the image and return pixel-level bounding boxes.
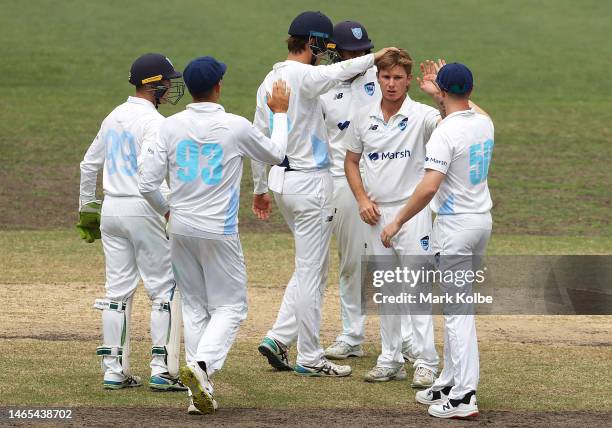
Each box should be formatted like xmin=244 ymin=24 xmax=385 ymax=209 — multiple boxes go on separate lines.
xmin=332 ymin=21 xmax=373 ymax=51
xmin=183 ymin=56 xmax=227 ymax=95
xmin=289 ymin=11 xmax=333 ymax=39
xmin=436 ymin=63 xmax=473 ymax=95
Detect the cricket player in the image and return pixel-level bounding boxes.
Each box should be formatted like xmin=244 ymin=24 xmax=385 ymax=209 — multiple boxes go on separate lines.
xmin=345 ymin=50 xmax=444 ymax=386
xmin=319 ymin=20 xmax=380 ymax=360
xmin=251 ymin=10 xmax=398 ymax=377
xmin=138 ymin=56 xmax=290 ymax=414
xmin=381 ymin=62 xmax=493 ymax=419
xmin=78 ymin=53 xmax=186 ymax=391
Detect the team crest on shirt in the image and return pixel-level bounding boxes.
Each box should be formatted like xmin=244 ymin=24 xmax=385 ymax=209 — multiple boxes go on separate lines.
xmin=420 ymin=235 xmax=430 ymax=251
xmin=398 ymin=117 xmax=408 ymax=131
xmin=351 ymin=27 xmax=363 ymax=40
xmin=364 ymin=82 xmax=375 ymax=96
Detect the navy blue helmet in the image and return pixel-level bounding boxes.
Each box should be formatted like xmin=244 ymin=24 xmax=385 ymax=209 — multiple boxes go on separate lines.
xmin=332 ymin=21 xmax=373 ymax=52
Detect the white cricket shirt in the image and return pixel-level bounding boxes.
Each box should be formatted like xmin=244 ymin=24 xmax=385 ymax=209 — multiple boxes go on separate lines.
xmin=138 ymin=102 xmax=287 ymax=236
xmin=424 ymin=109 xmax=494 ymax=215
xmin=320 ymin=66 xmax=381 ymax=177
xmin=251 ymin=53 xmax=376 ymax=193
xmin=346 ymin=95 xmax=440 ymax=204
xmin=79 ymin=96 xmax=168 ymax=217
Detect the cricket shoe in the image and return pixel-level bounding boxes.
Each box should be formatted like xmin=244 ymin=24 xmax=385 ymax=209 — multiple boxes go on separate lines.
xmin=412 ymin=366 xmax=435 ymax=388
xmin=294 ymin=359 xmax=352 ymax=377
xmin=364 ymin=365 xmax=407 ymax=382
xmin=103 ymin=374 xmax=142 ymax=390
xmin=258 ymin=336 xmax=293 ymax=371
xmin=428 ymin=391 xmax=479 ymax=419
xmin=188 ymin=396 xmax=218 ymax=415
xmin=324 ymin=341 xmax=364 ymax=360
xmin=401 ymin=342 xmax=417 ymax=364
xmin=416 ymin=386 xmax=452 ymax=405
xmin=149 ymin=372 xmax=188 ymax=391
xmin=179 ymin=363 xmax=216 ymax=414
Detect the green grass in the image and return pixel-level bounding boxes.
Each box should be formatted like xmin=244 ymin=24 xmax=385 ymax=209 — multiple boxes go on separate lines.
xmin=1 ymin=230 xmax=611 ymax=285
xmin=0 ymin=0 xmax=610 ymax=234
xmin=2 ymin=339 xmax=610 ymax=411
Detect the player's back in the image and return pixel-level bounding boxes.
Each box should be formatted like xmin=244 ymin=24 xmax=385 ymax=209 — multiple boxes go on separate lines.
xmin=256 ymin=61 xmax=330 ymax=171
xmin=162 ymin=103 xmax=249 ymax=235
xmin=427 ymin=110 xmax=494 ymax=215
xmin=99 ymin=96 xmax=163 ymax=215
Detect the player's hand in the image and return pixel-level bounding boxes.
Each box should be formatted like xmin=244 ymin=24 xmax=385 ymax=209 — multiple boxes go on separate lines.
xmin=252 ymin=193 xmax=272 ymax=220
xmin=381 ymin=220 xmax=402 ymax=248
xmin=76 ymin=200 xmax=102 ymax=243
xmin=418 ymin=59 xmax=446 ymax=96
xmin=266 ymin=80 xmax=291 ymax=114
xmin=358 ymin=197 xmax=381 ymax=225
xmin=373 ymin=47 xmax=400 ymax=62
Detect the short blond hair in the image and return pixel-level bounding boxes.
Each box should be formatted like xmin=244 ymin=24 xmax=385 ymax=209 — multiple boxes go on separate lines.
xmin=376 ymin=48 xmax=413 ymax=76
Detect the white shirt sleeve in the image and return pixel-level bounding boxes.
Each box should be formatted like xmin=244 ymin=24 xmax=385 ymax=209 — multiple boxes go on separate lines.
xmin=138 ymin=121 xmax=170 ymax=215
xmin=251 ymin=89 xmax=271 ymax=194
xmin=424 ymin=130 xmax=452 ymax=174
xmin=139 ymin=117 xmax=171 ymax=198
xmin=346 ymin=116 xmax=364 ymax=154
xmin=300 ymin=54 xmax=375 ymax=98
xmin=79 ymin=128 xmax=105 ymax=207
xmin=235 ymin=114 xmax=287 ymax=165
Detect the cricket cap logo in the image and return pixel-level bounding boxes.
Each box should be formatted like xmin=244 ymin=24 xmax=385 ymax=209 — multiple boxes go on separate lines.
xmin=351 ymin=27 xmax=363 ymax=40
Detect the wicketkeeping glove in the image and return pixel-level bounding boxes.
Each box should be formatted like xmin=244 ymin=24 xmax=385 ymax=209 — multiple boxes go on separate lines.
xmin=76 ymin=200 xmax=102 ymax=243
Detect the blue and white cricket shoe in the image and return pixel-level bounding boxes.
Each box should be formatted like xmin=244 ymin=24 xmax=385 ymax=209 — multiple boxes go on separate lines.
xmin=149 ymin=372 xmax=188 ymax=391
xmin=294 ymin=359 xmax=352 ymax=377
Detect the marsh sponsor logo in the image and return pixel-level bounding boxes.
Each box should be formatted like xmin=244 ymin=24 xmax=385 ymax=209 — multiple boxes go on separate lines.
xmin=367 ymin=149 xmax=411 ymax=162
xmin=425 ymin=156 xmax=448 ymax=167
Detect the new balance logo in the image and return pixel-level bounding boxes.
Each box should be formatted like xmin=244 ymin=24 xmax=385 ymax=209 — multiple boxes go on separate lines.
xmin=334 ymin=92 xmax=344 ymax=100
xmin=368 ymin=124 xmax=378 ymax=130
xmin=337 ymin=121 xmax=350 ymax=131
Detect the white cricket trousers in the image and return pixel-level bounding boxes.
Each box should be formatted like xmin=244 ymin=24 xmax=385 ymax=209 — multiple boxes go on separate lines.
xmin=332 ymin=176 xmax=367 ymax=346
xmin=170 ymin=232 xmax=247 ymax=377
xmin=267 ymin=169 xmax=334 ymax=366
xmin=366 ymin=203 xmax=439 ymax=371
xmin=431 ymin=212 xmax=492 ymax=399
xmin=100 ymin=214 xmax=176 ymax=378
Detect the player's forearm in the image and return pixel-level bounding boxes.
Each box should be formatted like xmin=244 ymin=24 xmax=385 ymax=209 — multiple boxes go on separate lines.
xmin=252 ymin=160 xmax=269 ymax=194
xmin=265 ymin=113 xmax=288 ymax=164
xmin=140 ymin=189 xmax=169 ymax=216
xmin=79 ymin=163 xmax=100 ymax=207
xmin=344 ymin=154 xmax=368 ymax=203
xmin=307 ymin=54 xmax=374 ymax=96
xmin=394 ymin=181 xmax=437 ymax=226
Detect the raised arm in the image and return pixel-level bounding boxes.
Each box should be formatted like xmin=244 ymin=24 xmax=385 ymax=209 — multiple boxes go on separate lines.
xmin=301 ymin=47 xmax=399 ymax=98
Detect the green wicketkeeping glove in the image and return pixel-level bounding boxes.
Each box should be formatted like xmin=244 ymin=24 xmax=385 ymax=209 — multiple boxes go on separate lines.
xmin=76 ymin=201 xmax=102 ymax=243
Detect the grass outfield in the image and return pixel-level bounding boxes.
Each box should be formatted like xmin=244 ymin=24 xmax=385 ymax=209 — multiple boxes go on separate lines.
xmin=0 ymin=230 xmax=611 ymax=412
xmin=0 ymin=0 xmax=610 ymax=235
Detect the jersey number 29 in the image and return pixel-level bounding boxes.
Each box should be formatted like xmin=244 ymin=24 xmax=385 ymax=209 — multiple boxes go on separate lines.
xmin=176 ymin=140 xmax=223 ymax=185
